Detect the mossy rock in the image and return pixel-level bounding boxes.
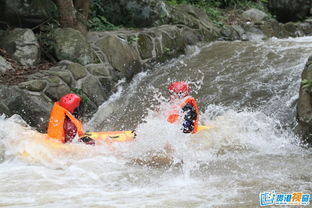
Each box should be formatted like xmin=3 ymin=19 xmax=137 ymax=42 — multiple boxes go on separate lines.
xmin=53 ymin=28 xmax=97 ymax=65
xmin=137 ymin=33 xmax=154 ymax=60
xmin=18 ymin=80 xmax=47 ymax=92
xmin=66 ymin=63 xmax=88 ymax=80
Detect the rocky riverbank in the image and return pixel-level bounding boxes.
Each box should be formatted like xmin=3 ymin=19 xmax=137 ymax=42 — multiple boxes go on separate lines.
xmin=1 ymin=0 xmax=312 ymax=133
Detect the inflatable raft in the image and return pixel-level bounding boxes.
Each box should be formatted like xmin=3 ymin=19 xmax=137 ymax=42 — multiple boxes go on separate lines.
xmin=19 ymin=125 xmax=213 ymax=161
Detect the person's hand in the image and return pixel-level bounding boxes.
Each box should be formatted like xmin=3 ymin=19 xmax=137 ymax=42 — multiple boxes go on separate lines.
xmin=79 ymin=136 xmax=95 ymax=145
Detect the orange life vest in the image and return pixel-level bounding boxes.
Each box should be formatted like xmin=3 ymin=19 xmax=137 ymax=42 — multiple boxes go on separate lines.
xmin=47 ymin=102 xmax=84 ymax=143
xmin=167 ymin=96 xmax=199 ymax=134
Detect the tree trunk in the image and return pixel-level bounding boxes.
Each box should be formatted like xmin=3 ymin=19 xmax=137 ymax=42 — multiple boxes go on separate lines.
xmin=74 ymin=0 xmax=90 ymax=34
xmin=52 ymin=0 xmax=89 ymax=34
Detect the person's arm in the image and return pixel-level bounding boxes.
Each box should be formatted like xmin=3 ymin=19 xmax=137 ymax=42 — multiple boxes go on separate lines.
xmin=63 ymin=117 xmax=78 ymax=143
xmin=182 ymin=103 xmax=197 ymax=133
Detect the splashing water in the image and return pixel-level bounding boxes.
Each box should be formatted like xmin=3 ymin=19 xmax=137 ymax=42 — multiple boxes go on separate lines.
xmin=1 ymin=38 xmax=312 ymax=207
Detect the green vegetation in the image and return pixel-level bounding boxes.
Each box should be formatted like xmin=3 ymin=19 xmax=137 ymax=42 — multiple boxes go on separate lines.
xmin=166 ymin=0 xmax=268 ymax=8
xmin=127 ymin=35 xmax=139 ymax=45
xmin=166 ymin=0 xmax=269 ymax=27
xmin=88 ymin=0 xmax=121 ymax=31
xmin=302 ymin=79 xmax=312 ymax=91
xmin=36 ymin=21 xmax=60 ymax=62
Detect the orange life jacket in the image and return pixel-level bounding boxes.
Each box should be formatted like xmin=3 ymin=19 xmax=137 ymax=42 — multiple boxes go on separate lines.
xmin=47 ymin=102 xmax=84 ymax=143
xmin=167 ymin=96 xmax=199 ymax=134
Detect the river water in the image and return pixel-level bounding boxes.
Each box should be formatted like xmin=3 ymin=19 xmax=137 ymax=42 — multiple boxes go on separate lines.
xmin=1 ymin=37 xmax=312 ymax=207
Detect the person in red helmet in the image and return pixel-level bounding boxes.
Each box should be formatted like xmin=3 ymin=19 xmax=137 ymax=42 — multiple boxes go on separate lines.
xmin=47 ymin=93 xmax=94 ymax=145
xmin=167 ymin=82 xmax=199 ymax=134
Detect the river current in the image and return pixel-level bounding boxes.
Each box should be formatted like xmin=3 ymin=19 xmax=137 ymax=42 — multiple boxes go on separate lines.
xmin=1 ymin=37 xmax=312 ymax=207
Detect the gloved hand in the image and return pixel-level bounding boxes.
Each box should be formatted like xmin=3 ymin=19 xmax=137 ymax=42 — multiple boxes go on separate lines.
xmin=79 ymin=136 xmax=95 ymax=145
xmin=182 ymin=120 xmax=193 ymax=133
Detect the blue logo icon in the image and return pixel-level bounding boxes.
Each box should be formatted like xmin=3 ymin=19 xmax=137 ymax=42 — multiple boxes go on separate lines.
xmin=259 ymin=191 xmax=310 ymax=206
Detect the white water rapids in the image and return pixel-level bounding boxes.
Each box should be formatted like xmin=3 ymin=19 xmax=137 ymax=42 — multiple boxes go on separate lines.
xmin=1 ymin=37 xmax=312 ymax=207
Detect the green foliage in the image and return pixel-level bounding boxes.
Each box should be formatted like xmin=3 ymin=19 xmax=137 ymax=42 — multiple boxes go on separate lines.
xmin=166 ymin=0 xmax=188 ymax=6
xmin=36 ymin=20 xmax=60 ymax=61
xmin=165 ymin=0 xmax=268 ymax=27
xmin=164 ymin=47 xmax=171 ymax=53
xmin=72 ymin=88 xmax=91 ymax=105
xmin=127 ymin=35 xmax=139 ymax=44
xmin=205 ymin=7 xmax=224 ymax=26
xmin=88 ymin=0 xmax=121 ymax=31
xmin=165 ymin=0 xmax=268 ymax=9
xmin=72 ymin=88 xmax=94 ymax=114
xmin=302 ymin=79 xmax=312 ymax=91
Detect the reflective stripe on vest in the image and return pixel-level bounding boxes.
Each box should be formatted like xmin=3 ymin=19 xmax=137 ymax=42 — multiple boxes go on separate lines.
xmin=167 ymin=97 xmax=199 ymax=134
xmin=47 ymin=102 xmax=84 ymax=143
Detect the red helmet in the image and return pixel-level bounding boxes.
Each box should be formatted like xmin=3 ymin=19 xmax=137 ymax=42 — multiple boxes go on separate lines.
xmin=59 ymin=93 xmax=81 ymax=113
xmin=168 ymin=82 xmax=190 ymax=97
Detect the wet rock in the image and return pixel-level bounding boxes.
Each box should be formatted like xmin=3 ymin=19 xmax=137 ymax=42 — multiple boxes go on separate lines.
xmin=99 ymin=77 xmax=114 ymax=94
xmin=0 ymin=0 xmax=57 ymax=28
xmin=268 ymin=0 xmax=312 ymax=23
xmin=297 ymin=55 xmax=312 ymax=142
xmin=0 ymin=55 xmax=13 ymax=73
xmin=81 ymin=76 xmax=106 ymax=106
xmin=0 ymin=28 xmax=40 ymax=66
xmin=44 ymin=84 xmax=71 ymax=102
xmin=53 ymin=28 xmax=97 ymax=65
xmin=96 ymin=34 xmax=142 ymax=79
xmin=154 ymin=38 xmax=162 ymax=58
xmin=298 ymin=56 xmax=312 ymax=123
xmin=66 ymin=63 xmax=88 ymax=80
xmin=18 ymin=80 xmax=47 ymax=92
xmin=86 ymin=63 xmax=112 ymax=77
xmin=242 ymin=8 xmax=268 ymax=22
xmin=137 ymin=33 xmax=154 ymax=59
xmin=169 ymin=4 xmax=215 ymax=30
xmin=283 ymin=22 xmax=299 ymax=37
xmin=244 ymin=26 xmax=265 ymax=41
xmin=298 ymin=22 xmax=312 ymax=35
xmin=231 ymin=25 xmax=247 ymax=40
xmin=96 ymin=0 xmax=169 ymax=27
xmin=45 ymin=76 xmax=63 ymax=86
xmin=221 ymin=26 xmax=241 ymax=41
xmin=181 ymin=29 xmax=201 ymax=45
xmin=259 ymin=19 xmax=282 ymax=37
xmin=0 ymin=101 xmax=10 ymax=116
xmin=47 ymin=67 xmax=73 ymax=86
xmin=2 ymin=86 xmax=52 ymax=132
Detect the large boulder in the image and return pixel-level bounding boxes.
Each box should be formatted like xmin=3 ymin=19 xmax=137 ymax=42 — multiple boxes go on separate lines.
xmin=297 ymin=55 xmax=312 ymax=142
xmin=53 ymin=28 xmax=97 ymax=65
xmin=168 ymin=4 xmax=220 ymax=41
xmin=0 ymin=85 xmax=52 ymax=132
xmin=268 ymin=0 xmax=312 ymax=22
xmin=169 ymin=4 xmax=215 ymax=30
xmin=0 ymin=28 xmax=40 ymax=66
xmin=97 ymin=0 xmax=169 ymax=27
xmin=242 ymin=8 xmax=268 ymax=22
xmin=0 ymin=0 xmax=56 ymax=28
xmin=95 ymin=34 xmax=142 ymax=79
xmin=0 ymin=56 xmax=13 ymax=73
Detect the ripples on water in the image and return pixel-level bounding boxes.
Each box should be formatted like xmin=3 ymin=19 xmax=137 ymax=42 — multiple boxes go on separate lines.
xmin=1 ymin=37 xmax=312 ymax=207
